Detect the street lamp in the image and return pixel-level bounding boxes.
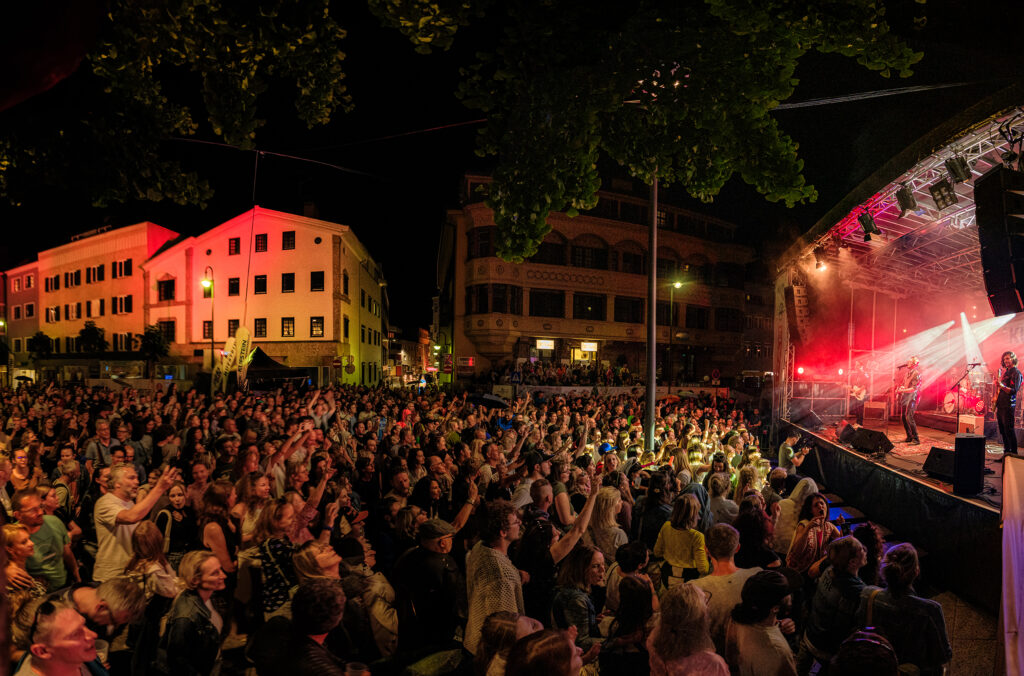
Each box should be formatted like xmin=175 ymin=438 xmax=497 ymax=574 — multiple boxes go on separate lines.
xmin=201 ymin=266 xmax=214 ymax=371
xmin=668 ymin=280 xmax=682 ymax=388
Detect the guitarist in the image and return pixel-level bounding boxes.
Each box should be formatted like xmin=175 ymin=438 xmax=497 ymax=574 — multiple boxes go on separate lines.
xmin=995 ymin=351 xmax=1023 ymax=459
xmin=895 ymin=356 xmax=922 ymax=445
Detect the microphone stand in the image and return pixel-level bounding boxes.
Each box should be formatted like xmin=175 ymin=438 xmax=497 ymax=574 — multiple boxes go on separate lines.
xmin=950 ymin=363 xmax=980 ymax=436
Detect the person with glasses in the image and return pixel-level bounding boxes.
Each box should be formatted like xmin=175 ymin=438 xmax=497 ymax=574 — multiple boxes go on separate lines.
xmin=11 ymin=488 xmax=80 ymax=592
xmin=16 ymin=600 xmax=107 ymax=676
xmin=464 ymin=500 xmax=525 ymax=656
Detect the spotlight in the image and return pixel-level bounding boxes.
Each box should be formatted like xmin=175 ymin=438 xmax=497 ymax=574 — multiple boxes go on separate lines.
xmin=797 ymin=367 xmax=805 ymax=375
xmin=813 ymin=246 xmax=827 ymax=271
xmin=929 ymin=179 xmax=959 ymax=210
xmin=838 ymin=368 xmax=844 ymax=376
xmin=945 ymin=155 xmax=971 ymax=183
xmin=895 ymin=184 xmax=918 ymax=218
xmin=858 ymin=211 xmax=882 ymax=242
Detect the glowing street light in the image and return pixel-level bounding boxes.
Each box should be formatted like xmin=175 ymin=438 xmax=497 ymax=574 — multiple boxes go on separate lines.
xmin=201 ymin=266 xmax=214 ymax=370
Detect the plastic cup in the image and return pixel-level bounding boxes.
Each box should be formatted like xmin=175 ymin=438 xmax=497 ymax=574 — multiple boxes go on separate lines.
xmin=345 ymin=662 xmax=369 ymax=676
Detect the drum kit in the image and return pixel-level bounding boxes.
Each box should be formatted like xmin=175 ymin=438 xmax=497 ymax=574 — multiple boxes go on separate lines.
xmin=942 ymin=383 xmax=988 ymax=414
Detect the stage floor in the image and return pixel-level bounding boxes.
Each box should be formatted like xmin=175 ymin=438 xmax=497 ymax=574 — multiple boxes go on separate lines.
xmin=821 ymin=418 xmax=1003 ymax=512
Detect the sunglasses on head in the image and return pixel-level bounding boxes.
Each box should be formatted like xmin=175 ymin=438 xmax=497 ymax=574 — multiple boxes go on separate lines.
xmin=28 ymin=600 xmax=58 ymax=643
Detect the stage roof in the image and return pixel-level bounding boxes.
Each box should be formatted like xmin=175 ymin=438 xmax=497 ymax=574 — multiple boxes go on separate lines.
xmin=778 ymin=82 xmax=1024 ymax=298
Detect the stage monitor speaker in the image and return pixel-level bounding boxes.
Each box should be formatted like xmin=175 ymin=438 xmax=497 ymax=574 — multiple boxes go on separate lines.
xmin=850 ymin=428 xmax=894 ymax=455
xmin=923 ymin=447 xmax=955 ymax=481
xmin=953 ymin=433 xmax=985 ymax=496
xmin=790 ymin=401 xmax=824 ymax=430
xmin=975 ymin=165 xmax=1024 ymax=315
xmin=922 ymin=436 xmax=986 ymax=495
xmin=838 ymin=423 xmax=858 ymax=444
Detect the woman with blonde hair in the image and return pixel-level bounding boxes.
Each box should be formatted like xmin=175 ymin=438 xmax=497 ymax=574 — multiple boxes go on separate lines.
xmin=648 ymin=584 xmax=728 ymax=675
xmin=155 ymin=550 xmax=227 ymax=676
xmin=773 ymin=476 xmax=818 ymax=555
xmin=292 ymin=540 xmax=342 ymax=583
xmin=125 ymin=521 xmax=181 ymax=675
xmin=584 ymin=486 xmax=628 ymax=564
xmin=653 ymin=493 xmax=709 ymax=586
xmin=475 ymin=610 xmax=543 ymax=676
xmin=732 ymin=465 xmax=758 ymax=504
xmin=231 ymin=471 xmax=271 ymax=546
xmin=3 ymin=522 xmax=47 ymax=617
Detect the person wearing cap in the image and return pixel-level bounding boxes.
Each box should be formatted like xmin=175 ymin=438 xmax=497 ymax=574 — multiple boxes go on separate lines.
xmin=510 ymin=451 xmax=550 ymax=510
xmin=724 ymin=570 xmax=797 ymax=675
xmin=392 ymin=518 xmax=461 ymax=656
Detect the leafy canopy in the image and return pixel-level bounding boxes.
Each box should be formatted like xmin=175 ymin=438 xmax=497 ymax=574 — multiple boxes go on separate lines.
xmin=374 ymin=0 xmax=923 ymax=261
xmin=0 ymin=0 xmax=351 ymax=209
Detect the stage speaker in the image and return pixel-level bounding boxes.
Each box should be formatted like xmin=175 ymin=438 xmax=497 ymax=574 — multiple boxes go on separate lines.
xmin=790 ymin=401 xmax=824 ymax=430
xmin=850 ymin=428 xmax=894 ymax=455
xmin=953 ymin=433 xmax=985 ymax=496
xmin=923 ymin=447 xmax=955 ymax=481
xmin=976 ymin=165 xmax=1024 ymax=315
xmin=838 ymin=423 xmax=858 ymax=444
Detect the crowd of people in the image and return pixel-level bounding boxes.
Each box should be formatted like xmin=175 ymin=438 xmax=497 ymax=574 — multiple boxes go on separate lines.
xmin=487 ymin=361 xmax=641 ymax=387
xmin=0 ymin=381 xmax=952 ymax=675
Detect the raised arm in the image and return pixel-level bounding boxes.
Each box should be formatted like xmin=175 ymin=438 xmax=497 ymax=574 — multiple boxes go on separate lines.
xmin=550 ymin=481 xmax=599 ymax=564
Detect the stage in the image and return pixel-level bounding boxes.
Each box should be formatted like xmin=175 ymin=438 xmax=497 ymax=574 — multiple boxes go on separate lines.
xmin=786 ymin=417 xmax=1003 ymax=612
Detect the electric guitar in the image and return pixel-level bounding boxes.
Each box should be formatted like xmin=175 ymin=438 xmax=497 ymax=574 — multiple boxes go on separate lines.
xmin=849 ymin=385 xmax=867 ymax=402
xmin=993 ymin=367 xmax=1003 ymax=409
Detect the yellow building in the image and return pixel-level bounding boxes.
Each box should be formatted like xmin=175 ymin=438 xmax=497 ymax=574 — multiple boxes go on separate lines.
xmin=439 ymin=176 xmax=773 ymax=382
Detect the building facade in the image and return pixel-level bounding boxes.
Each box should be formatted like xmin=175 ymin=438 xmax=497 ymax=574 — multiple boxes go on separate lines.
xmin=142 ymin=207 xmax=385 ymax=386
xmin=4 ymin=261 xmax=39 ymax=381
xmin=440 ymin=175 xmax=774 ymax=382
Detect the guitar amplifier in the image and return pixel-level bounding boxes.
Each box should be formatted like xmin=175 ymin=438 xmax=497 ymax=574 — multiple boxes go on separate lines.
xmin=863 ymin=402 xmax=887 ymax=420
xmin=957 ymin=415 xmax=985 ymax=434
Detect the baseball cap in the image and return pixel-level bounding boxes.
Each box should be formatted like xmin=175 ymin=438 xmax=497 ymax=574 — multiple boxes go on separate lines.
xmin=419 ymin=518 xmax=455 ymax=541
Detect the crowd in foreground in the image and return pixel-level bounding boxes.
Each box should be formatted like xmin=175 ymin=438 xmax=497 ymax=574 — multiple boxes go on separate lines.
xmin=0 ymin=380 xmax=953 ymax=676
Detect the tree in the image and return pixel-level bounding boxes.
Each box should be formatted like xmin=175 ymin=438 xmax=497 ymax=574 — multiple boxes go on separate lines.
xmin=78 ymin=321 xmax=109 ymax=354
xmin=27 ymin=331 xmax=53 ymax=366
xmin=0 ymin=0 xmax=352 ymax=210
xmin=137 ymin=325 xmax=171 ymax=379
xmin=372 ymin=0 xmax=924 ymax=261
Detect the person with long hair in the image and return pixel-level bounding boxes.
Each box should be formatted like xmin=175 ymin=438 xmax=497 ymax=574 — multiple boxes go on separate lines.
xmin=154 ymin=481 xmax=197 ymax=571
xmin=505 ymin=629 xmax=584 ymax=676
xmin=852 ymin=522 xmax=885 ymax=586
xmin=3 ymin=522 xmax=48 ymax=617
xmin=547 ymin=459 xmax=576 ymax=529
xmin=798 ymin=536 xmax=867 ymax=673
xmin=584 ymin=486 xmax=628 ymax=564
xmin=635 ymin=471 xmax=673 ymax=550
xmin=647 ymin=583 xmax=728 ymax=675
xmin=409 ymin=475 xmax=443 ymax=520
xmin=732 ymin=465 xmax=758 ymax=504
xmin=786 ymin=493 xmax=840 ymax=576
xmin=231 ymin=471 xmax=271 ymax=546
xmin=198 ymin=478 xmax=239 ymax=578
xmin=653 ymin=494 xmax=709 ymax=586
xmin=10 ymin=445 xmax=44 ymax=491
xmin=552 ymin=543 xmax=606 ymax=655
xmin=772 ymin=477 xmax=818 ymax=555
xmin=125 ymin=521 xmax=181 ymax=675
xmin=252 ymin=497 xmax=302 ymax=619
xmin=292 ymin=540 xmax=343 ymax=583
xmin=599 ymin=576 xmax=655 ymax=674
xmin=474 ymin=610 xmax=543 ymax=676
xmin=733 ymin=495 xmax=781 ymax=570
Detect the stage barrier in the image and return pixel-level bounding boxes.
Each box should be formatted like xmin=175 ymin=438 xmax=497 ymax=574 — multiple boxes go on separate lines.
xmin=1003 ymin=456 xmax=1024 ymax=674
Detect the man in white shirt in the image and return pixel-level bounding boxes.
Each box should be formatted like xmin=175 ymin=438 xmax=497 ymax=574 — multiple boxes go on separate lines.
xmin=689 ymin=524 xmax=761 ymax=653
xmin=93 ymin=463 xmax=179 ymax=582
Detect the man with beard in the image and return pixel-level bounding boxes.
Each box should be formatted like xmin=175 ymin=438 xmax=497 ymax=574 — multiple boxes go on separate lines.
xmin=92 ymin=463 xmax=179 ymax=581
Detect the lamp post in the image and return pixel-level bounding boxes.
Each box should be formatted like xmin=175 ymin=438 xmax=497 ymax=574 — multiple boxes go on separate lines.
xmin=668 ymin=280 xmax=682 ymax=389
xmin=200 ymin=266 xmax=214 ymax=371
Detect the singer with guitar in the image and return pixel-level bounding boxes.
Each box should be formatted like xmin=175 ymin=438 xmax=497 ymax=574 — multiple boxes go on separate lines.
xmin=895 ymin=356 xmax=922 ymax=445
xmin=994 ymin=351 xmax=1023 ymax=459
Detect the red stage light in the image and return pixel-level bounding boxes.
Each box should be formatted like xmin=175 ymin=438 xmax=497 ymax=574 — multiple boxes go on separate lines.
xmin=838 ymin=368 xmax=844 ymax=376
xmin=797 ymin=367 xmax=805 ymax=375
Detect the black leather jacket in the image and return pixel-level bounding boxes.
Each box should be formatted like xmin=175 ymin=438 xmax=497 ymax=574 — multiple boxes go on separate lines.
xmin=154 ymin=589 xmax=224 ymax=676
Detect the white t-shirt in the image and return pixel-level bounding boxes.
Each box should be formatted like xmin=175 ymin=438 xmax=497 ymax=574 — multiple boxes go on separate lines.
xmin=690 ymin=567 xmax=761 ymax=653
xmin=93 ymin=493 xmax=137 ymax=582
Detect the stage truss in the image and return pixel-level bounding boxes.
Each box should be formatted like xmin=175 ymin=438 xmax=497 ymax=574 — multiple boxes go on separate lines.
xmin=804 ymin=107 xmax=1024 ymax=297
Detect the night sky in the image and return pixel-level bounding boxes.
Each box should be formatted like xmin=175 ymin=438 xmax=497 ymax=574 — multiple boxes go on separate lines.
xmin=1 ymin=0 xmax=1022 ymax=330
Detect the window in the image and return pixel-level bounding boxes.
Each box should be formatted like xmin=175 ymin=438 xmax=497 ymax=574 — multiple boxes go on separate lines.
xmin=686 ymin=305 xmax=710 ymax=330
xmin=343 ymin=316 xmax=350 ymax=339
xmin=656 ymin=258 xmax=677 ymax=277
xmin=112 ymin=295 xmax=133 ymax=314
xmin=619 ymin=202 xmax=648 ymax=225
xmin=202 ymin=321 xmax=213 ymax=339
xmin=714 ymin=307 xmax=745 ymax=332
xmin=24 ymin=275 xmax=33 ymax=289
xmin=227 ymin=319 xmax=239 ymax=337
xmin=281 ymin=273 xmax=295 ymax=293
xmin=12 ymin=278 xmax=20 ymax=292
xmin=46 ymin=306 xmax=60 ymax=323
xmin=361 ymin=325 xmax=366 ymax=343
xmin=614 ymin=297 xmax=644 ymax=323
xmin=360 ymin=290 xmax=366 ymax=307
xmin=157 ymin=279 xmax=176 ymax=301
xmin=281 ymin=317 xmax=295 ymax=337
xmin=282 ymin=231 xmax=296 ymax=250
xmin=310 ymin=316 xmax=325 ymax=337
xmin=65 ymin=337 xmax=76 ymax=353
xmin=573 ymin=293 xmax=606 ymax=320
xmin=571 ymin=245 xmax=608 ymax=270
xmin=44 ymin=275 xmax=59 ymax=292
xmin=255 ymin=234 xmax=268 ymax=252
xmin=24 ymin=303 xmax=33 ymax=318
xmin=112 ymin=333 xmax=132 ymax=351
xmin=491 ymin=284 xmax=523 ymax=314
xmin=12 ymin=306 xmax=20 ymax=320
xmin=63 ymin=270 xmax=82 ymax=288
xmin=656 ymin=300 xmax=674 ymax=326
xmin=343 ymin=271 xmax=349 ymax=296
xmin=228 ymin=278 xmax=240 ymax=296
xmin=466 ymin=284 xmax=489 ymax=315
xmin=254 ymin=275 xmax=267 ymax=294
xmin=530 ymin=240 xmax=567 ymax=266
xmin=529 ymin=289 xmax=565 ymax=318
xmin=228 ymin=238 xmax=241 ymax=255
xmin=13 ymin=339 xmax=21 ymax=353
xmin=619 ymin=252 xmax=646 ymax=274
xmin=111 ymin=258 xmax=133 ymax=278
xmin=467 ymin=227 xmax=496 ymax=259
xmin=157 ymin=320 xmax=176 ymax=344
xmin=254 ymin=318 xmax=267 ymax=338
xmin=86 ymin=265 xmax=104 ymax=284
xmin=310 ymin=271 xmax=324 ymax=292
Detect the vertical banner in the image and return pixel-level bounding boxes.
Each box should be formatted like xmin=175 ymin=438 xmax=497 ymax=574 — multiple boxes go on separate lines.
xmin=234 ymin=327 xmax=254 ymax=390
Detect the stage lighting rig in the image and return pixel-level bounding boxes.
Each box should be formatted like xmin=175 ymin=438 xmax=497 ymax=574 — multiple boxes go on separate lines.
xmin=929 ymin=178 xmax=959 ymax=210
xmin=895 ymin=184 xmax=918 ymax=218
xmin=857 ymin=211 xmax=882 ymax=242
xmin=945 ymin=154 xmax=972 ymax=183
xmin=813 ymin=246 xmax=827 ymax=271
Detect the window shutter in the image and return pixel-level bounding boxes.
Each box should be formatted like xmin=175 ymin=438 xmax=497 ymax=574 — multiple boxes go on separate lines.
xmin=125 ymin=259 xmax=133 ymax=276
xmin=99 ymin=299 xmax=105 ymax=316
xmin=86 ymin=301 xmax=92 ymax=318
xmin=112 ymin=296 xmax=117 ymax=314
xmin=76 ymin=302 xmax=82 ymax=318
xmin=98 ymin=264 xmax=104 ymax=281
xmin=125 ymin=295 xmax=133 ymax=313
